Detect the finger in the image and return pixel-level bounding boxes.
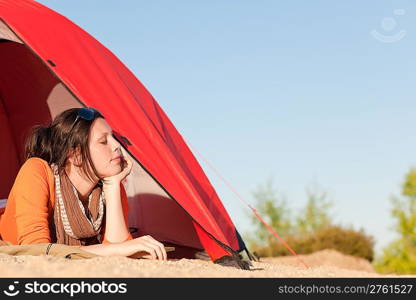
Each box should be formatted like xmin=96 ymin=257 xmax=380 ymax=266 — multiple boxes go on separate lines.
xmin=120 ymin=147 xmax=126 ymax=156
xmin=149 ymin=248 xmax=157 ymax=260
xmin=161 ymin=246 xmax=167 ymax=261
xmin=143 ymin=240 xmax=163 ymax=261
xmin=125 ymin=157 xmax=132 ymax=172
xmin=157 ymin=242 xmax=167 ymax=261
xmin=140 ymin=245 xmax=157 ymax=260
xmin=120 ymin=149 xmax=132 ymax=174
xmin=124 ymin=151 xmax=133 ymax=168
xmin=142 ymin=236 xmax=167 ymax=261
xmin=121 ymin=158 xmax=128 ymax=171
xmin=120 ymin=148 xmax=129 ymax=163
xmin=159 ymin=243 xmax=167 ymax=261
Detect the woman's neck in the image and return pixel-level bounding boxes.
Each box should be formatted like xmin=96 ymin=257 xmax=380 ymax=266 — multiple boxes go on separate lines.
xmin=64 ymin=164 xmax=98 ymax=201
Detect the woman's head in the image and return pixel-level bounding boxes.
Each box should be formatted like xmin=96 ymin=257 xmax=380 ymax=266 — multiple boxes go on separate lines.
xmin=25 ymin=107 xmax=123 ymax=183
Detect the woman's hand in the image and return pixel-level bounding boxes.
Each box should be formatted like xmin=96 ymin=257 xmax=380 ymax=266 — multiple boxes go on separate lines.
xmin=79 ymin=235 xmax=168 ymax=260
xmin=114 ymin=235 xmax=168 ymax=261
xmin=102 ymin=148 xmax=133 ymax=188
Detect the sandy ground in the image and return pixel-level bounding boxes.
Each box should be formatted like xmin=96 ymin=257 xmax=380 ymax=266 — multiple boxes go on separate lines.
xmin=0 ymin=249 xmax=414 ymax=278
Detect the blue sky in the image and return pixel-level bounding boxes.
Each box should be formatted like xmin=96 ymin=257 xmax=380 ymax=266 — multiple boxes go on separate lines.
xmin=37 ymin=0 xmax=415 ymax=257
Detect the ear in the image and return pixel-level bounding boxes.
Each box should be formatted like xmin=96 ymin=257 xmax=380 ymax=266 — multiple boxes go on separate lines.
xmin=68 ymin=146 xmax=82 ymax=167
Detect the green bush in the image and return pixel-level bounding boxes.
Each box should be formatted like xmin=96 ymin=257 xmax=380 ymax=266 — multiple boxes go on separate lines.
xmin=374 ymin=240 xmax=416 ymax=275
xmin=253 ymin=224 xmax=375 ymax=262
xmin=373 ymin=169 xmax=416 ymax=274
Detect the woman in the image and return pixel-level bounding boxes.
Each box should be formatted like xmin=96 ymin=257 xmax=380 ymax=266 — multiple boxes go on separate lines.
xmin=0 ymin=107 xmax=167 ymax=260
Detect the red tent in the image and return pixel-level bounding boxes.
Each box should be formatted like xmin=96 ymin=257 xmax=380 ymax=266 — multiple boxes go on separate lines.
xmin=0 ymin=0 xmax=249 ymax=265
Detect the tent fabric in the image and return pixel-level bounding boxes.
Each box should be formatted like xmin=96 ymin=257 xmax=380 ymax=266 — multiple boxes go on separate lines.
xmin=0 ymin=19 xmax=22 ymax=43
xmin=0 ymin=0 xmax=247 ymax=262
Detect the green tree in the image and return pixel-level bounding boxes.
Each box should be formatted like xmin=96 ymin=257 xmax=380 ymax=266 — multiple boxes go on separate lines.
xmin=375 ymin=169 xmax=416 ymax=274
xmin=246 ymin=179 xmax=333 ymax=247
xmin=246 ymin=178 xmax=374 ymax=260
xmin=246 ymin=177 xmax=292 ymax=248
xmin=295 ymin=186 xmax=333 ymax=235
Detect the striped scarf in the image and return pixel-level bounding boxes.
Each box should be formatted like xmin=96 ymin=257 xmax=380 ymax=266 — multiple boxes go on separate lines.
xmin=51 ymin=164 xmax=105 ymax=246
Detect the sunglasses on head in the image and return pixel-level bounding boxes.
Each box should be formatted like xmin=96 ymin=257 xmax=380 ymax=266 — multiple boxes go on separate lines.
xmin=69 ymin=107 xmax=101 ymax=132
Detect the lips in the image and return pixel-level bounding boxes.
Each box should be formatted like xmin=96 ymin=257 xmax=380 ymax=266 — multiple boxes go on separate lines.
xmin=111 ymin=156 xmax=121 ymax=161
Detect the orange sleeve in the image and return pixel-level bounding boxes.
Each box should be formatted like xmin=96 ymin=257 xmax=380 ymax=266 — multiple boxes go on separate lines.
xmin=101 ymin=182 xmax=133 ymax=244
xmin=14 ymin=158 xmax=52 ymax=244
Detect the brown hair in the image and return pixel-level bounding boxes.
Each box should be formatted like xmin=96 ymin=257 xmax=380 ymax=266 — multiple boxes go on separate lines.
xmin=24 ymin=108 xmax=104 ymax=183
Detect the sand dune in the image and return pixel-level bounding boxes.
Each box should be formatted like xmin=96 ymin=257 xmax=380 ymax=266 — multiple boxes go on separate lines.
xmin=0 ymin=249 xmax=413 ymax=277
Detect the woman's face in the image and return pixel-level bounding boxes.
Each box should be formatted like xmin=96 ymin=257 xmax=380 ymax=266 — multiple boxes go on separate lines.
xmin=88 ymin=118 xmax=123 ymax=178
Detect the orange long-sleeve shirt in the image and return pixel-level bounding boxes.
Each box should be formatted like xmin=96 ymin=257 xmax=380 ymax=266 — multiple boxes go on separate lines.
xmin=0 ymin=157 xmax=132 ymax=245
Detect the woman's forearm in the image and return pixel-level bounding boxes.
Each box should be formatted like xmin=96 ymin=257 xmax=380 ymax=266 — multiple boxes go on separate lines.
xmin=102 ymin=184 xmax=130 ymax=243
xmin=79 ymin=243 xmax=117 ymax=257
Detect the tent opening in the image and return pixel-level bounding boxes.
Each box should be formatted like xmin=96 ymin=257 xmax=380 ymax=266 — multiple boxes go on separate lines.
xmin=0 ymin=21 xmax=204 ymax=257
